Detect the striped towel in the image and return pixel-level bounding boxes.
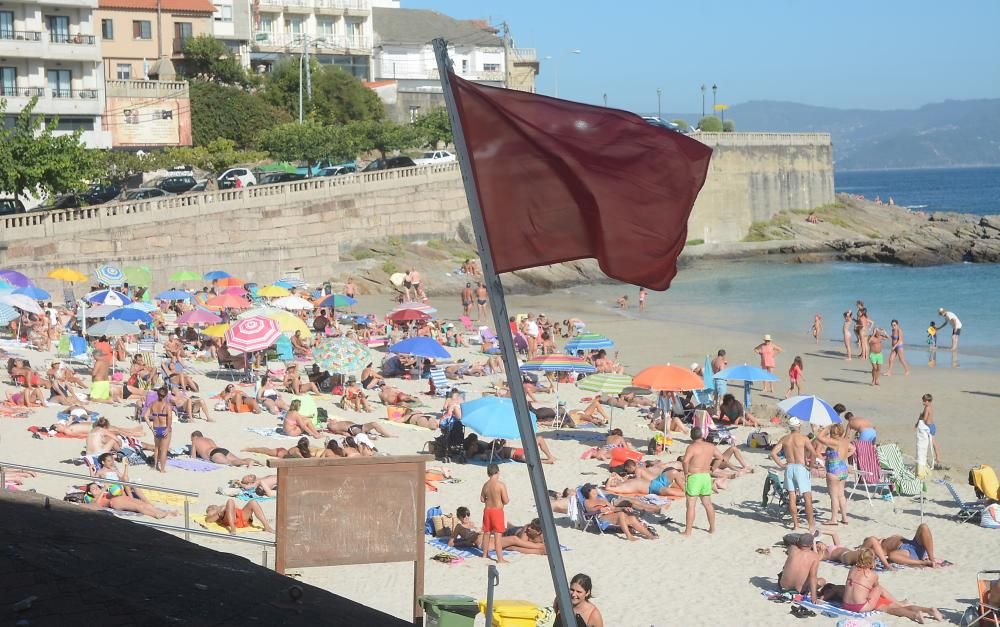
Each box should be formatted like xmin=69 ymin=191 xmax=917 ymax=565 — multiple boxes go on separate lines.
xmin=166 ymin=458 xmax=224 ymax=472
xmin=760 ymin=591 xmax=880 ymax=619
xmin=426 ymin=536 xmax=569 ymax=559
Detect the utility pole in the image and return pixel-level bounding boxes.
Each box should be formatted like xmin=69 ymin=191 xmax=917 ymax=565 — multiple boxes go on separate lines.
xmin=155 ymin=0 xmax=162 ymax=59
xmin=701 ymin=84 xmax=706 ymax=118
xmin=656 ymin=88 xmax=661 ymax=119
xmin=298 ymin=35 xmax=312 ymax=123
xmin=603 ymin=93 xmax=607 ymax=107
xmin=501 ymin=21 xmax=512 ymax=88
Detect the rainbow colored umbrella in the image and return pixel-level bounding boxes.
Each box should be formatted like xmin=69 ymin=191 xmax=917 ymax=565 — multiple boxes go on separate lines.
xmin=225 ymin=316 xmax=281 ymax=353
xmin=520 ymin=355 xmax=596 ymax=374
xmin=317 ymin=294 xmax=356 ymax=308
xmin=314 ymin=337 xmax=371 ymax=374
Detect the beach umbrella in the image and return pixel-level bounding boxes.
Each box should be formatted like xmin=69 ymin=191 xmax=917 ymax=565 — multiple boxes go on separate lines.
xmin=94 ymin=264 xmax=126 ymax=287
xmin=576 ymin=372 xmax=633 ymax=431
xmin=391 ymin=302 xmax=436 ymax=314
xmin=257 ymin=285 xmax=291 ymax=298
xmin=0 ymin=270 xmax=32 ymax=288
xmin=387 ymin=308 xmax=431 ymax=323
xmin=314 ymin=337 xmax=371 ymax=374
xmin=0 ymin=280 xmax=12 ymax=291
xmin=317 ymin=294 xmax=356 ymax=309
xmin=520 ymin=355 xmax=596 ymax=374
xmin=14 ymin=286 xmax=50 ymax=301
xmin=273 ymin=295 xmax=314 ymax=311
xmin=777 ymin=395 xmax=841 ymax=427
xmin=84 ymin=289 xmax=131 ymax=306
xmin=272 ymin=280 xmax=294 ymax=289
xmin=48 ymin=268 xmax=88 ymax=283
xmin=632 ymin=365 xmax=704 ymax=392
xmin=225 ymin=316 xmax=281 ymax=353
xmin=0 ymin=293 xmax=43 ymax=314
xmin=169 ymin=270 xmax=201 ymax=282
xmin=714 ymin=364 xmax=780 ymax=409
xmin=206 ymin=294 xmax=251 ymax=310
xmin=106 ymin=308 xmax=152 ymax=324
xmin=125 ymin=302 xmax=157 ymax=313
xmin=0 ymin=303 xmax=19 ymax=326
xmin=85 ymin=304 xmax=120 ymax=319
xmin=222 ymin=286 xmax=248 ymax=296
xmin=176 ymin=309 xmax=222 ymax=325
xmin=263 ymin=310 xmax=312 ymax=337
xmin=389 ymin=336 xmax=451 ymax=359
xmin=564 ymin=332 xmax=614 ymax=355
xmin=203 ymin=270 xmax=231 ymax=280
xmin=156 ymin=289 xmax=192 ymax=301
xmin=238 ymin=305 xmax=280 ymax=320
xmin=202 ymin=323 xmax=230 ymax=338
xmin=461 ymin=397 xmax=536 ymax=441
xmin=277 ymin=276 xmax=307 ymax=288
xmin=216 ymin=277 xmax=244 ymax=288
xmin=86 ymin=319 xmax=140 ymax=337
xmin=124 ymin=266 xmax=152 ymax=287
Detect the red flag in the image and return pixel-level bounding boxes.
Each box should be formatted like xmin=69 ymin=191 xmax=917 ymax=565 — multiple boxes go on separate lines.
xmin=448 ymin=72 xmax=713 ymax=291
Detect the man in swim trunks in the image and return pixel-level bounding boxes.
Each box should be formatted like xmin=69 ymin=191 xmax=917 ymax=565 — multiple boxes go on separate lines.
xmin=475 ymin=283 xmax=488 ymax=321
xmin=770 ymin=418 xmax=819 ymax=531
xmin=936 ymin=308 xmax=962 ymax=351
xmin=841 ymin=410 xmax=878 ymax=443
xmin=777 ymin=533 xmax=824 ymax=599
xmin=868 ymin=327 xmax=887 ymax=386
xmin=880 ymin=524 xmax=943 ymax=567
xmin=681 ymin=427 xmax=724 ymax=536
xmin=191 ymin=431 xmax=260 ymax=467
xmin=460 ymin=283 xmax=473 ymax=317
xmin=480 ymin=464 xmax=509 ymax=563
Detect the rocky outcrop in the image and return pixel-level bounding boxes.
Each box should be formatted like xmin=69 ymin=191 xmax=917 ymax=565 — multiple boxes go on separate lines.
xmin=836 ymin=215 xmax=1000 ymax=265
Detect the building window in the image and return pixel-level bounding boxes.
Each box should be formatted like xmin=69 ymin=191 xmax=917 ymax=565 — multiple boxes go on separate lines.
xmin=214 ymin=4 xmax=232 ymax=22
xmin=0 ymin=67 xmax=15 ymax=97
xmin=133 ymin=20 xmax=152 ymax=40
xmin=101 ymin=19 xmax=113 ymax=40
xmin=46 ymin=15 xmax=70 ymax=43
xmin=259 ymin=14 xmax=274 ymax=33
xmin=116 ymin=63 xmax=132 ymax=80
xmin=285 ymin=16 xmax=302 ymax=35
xmin=0 ymin=12 xmax=14 ymax=39
xmin=483 ymin=63 xmax=500 ymax=72
xmin=317 ymin=17 xmax=335 ymax=38
xmin=409 ymin=106 xmax=420 ymax=123
xmin=174 ymin=22 xmax=193 ymax=52
xmin=461 ymin=59 xmax=468 ymax=73
xmin=47 ymin=69 xmax=72 ymax=98
xmin=346 ymin=19 xmax=362 ymax=45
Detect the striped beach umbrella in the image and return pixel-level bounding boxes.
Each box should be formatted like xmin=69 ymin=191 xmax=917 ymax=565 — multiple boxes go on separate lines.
xmin=94 ymin=264 xmax=126 ymax=287
xmin=777 ymin=395 xmax=841 ymax=427
xmin=225 ymin=316 xmax=281 ymax=353
xmin=84 ymin=289 xmax=132 ymax=306
xmin=577 ymin=373 xmax=633 ymax=394
xmin=0 ymin=293 xmax=43 ymax=314
xmin=277 ymin=276 xmax=307 ymax=288
xmin=0 ymin=270 xmax=32 ymax=288
xmin=520 ymin=355 xmax=596 ymax=374
xmin=0 ymin=303 xmax=19 ymax=325
xmin=314 ymin=337 xmax=371 ymax=374
xmin=564 ymin=333 xmax=614 ymax=354
xmin=317 ymin=294 xmax=356 ymax=309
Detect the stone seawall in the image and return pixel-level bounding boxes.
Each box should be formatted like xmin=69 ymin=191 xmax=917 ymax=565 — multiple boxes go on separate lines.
xmin=0 ymin=133 xmax=834 ymax=288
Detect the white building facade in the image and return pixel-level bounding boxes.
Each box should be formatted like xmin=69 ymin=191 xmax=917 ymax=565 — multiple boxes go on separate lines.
xmin=0 ymin=0 xmax=111 ymax=147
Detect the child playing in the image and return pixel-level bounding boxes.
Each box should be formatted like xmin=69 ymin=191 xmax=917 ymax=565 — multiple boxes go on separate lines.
xmin=786 ymin=356 xmax=804 ymax=398
xmin=811 ymin=314 xmax=822 ymax=344
xmin=926 ymin=321 xmax=938 ymax=348
xmin=480 ymin=463 xmax=510 ymax=564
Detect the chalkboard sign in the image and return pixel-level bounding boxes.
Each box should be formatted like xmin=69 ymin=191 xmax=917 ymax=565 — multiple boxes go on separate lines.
xmin=269 ymin=455 xmax=430 ymax=624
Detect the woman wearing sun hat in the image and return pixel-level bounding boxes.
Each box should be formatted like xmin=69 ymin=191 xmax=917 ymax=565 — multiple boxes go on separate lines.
xmin=754 ymin=334 xmax=783 ymax=393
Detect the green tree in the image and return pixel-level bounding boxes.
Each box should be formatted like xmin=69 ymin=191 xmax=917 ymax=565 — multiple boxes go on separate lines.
xmin=263 ymin=59 xmax=383 ymax=124
xmin=189 ymin=80 xmax=292 ymax=148
xmin=349 ymin=120 xmax=421 ymax=158
xmin=697 ymin=115 xmax=723 ymax=132
xmin=0 ymin=97 xmax=95 ymax=200
xmin=670 ymin=118 xmax=690 ymax=132
xmin=158 ymin=138 xmax=266 ymax=173
xmin=256 ymin=120 xmax=335 ymax=173
xmin=413 ymin=108 xmax=452 ymax=147
xmin=182 ymin=35 xmax=248 ymax=85
xmin=722 ymin=119 xmax=736 ymax=132
xmin=89 ymin=150 xmax=148 ymax=184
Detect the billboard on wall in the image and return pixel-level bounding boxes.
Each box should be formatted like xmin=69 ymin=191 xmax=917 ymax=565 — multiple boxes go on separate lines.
xmin=105 ymin=96 xmax=192 ymax=147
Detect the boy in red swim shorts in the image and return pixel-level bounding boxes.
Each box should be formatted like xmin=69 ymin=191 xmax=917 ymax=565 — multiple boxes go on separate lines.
xmin=480 ymin=463 xmax=510 ymax=563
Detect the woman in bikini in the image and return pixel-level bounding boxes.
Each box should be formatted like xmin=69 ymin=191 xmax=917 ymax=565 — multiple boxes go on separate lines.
xmin=144 ymin=387 xmax=172 ymax=473
xmin=95 ymin=452 xmax=149 ymax=503
xmin=341 ymin=380 xmax=373 ymax=412
xmin=842 ymin=311 xmax=854 ymax=360
xmin=885 ymin=319 xmax=911 ymax=376
xmin=554 ymin=573 xmax=604 ymax=627
xmin=256 ymin=374 xmax=289 ymax=414
xmin=220 ymin=384 xmax=261 ymax=413
xmin=205 ymin=498 xmax=276 ymax=534
xmin=392 ymin=407 xmax=439 ymax=430
xmin=343 ymin=436 xmax=376 ymax=456
xmin=840 ymin=549 xmax=943 ymax=622
xmin=243 ymin=436 xmax=319 ymax=459
xmin=814 ymin=424 xmax=854 ymax=526
xmin=326 ymin=418 xmax=392 ymax=438
xmin=282 ymin=399 xmax=322 ymax=438
xmin=290 ymin=330 xmax=312 ymax=358
xmin=83 ymin=482 xmax=175 ymax=519
xmin=283 ymin=364 xmax=320 ymax=395
xmin=581 ymin=484 xmax=655 ymax=541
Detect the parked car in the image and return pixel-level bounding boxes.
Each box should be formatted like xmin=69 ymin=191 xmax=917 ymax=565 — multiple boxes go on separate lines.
xmin=123 ymin=188 xmax=171 ymax=201
xmin=151 ymin=174 xmax=198 ymax=195
xmin=413 ymin=150 xmax=456 ymax=165
xmin=317 ymin=165 xmax=357 ymax=177
xmin=257 ymin=172 xmax=306 ymax=185
xmin=296 ymin=159 xmax=357 ymax=177
xmin=361 ymin=156 xmax=417 ymax=172
xmin=642 ymin=116 xmax=687 ymax=133
xmin=81 ymin=183 xmax=124 ymax=205
xmin=38 ymin=194 xmax=83 ymax=211
xmin=217 ymin=167 xmax=257 ymax=188
xmin=0 ymin=198 xmax=27 ymax=216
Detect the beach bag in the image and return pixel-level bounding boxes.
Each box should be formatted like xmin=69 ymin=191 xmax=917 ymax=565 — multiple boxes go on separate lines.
xmin=425 ymin=506 xmax=442 ymax=535
xmin=747 ymin=430 xmax=772 ymax=449
xmin=432 ymin=513 xmax=457 ymax=537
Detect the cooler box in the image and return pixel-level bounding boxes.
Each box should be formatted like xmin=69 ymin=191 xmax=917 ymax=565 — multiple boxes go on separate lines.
xmin=419 ymin=595 xmax=479 ymax=627
xmin=477 ymin=600 xmax=541 ymax=627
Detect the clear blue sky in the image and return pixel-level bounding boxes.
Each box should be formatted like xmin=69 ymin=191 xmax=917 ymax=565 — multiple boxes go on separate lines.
xmin=403 ymin=0 xmax=1000 ymax=113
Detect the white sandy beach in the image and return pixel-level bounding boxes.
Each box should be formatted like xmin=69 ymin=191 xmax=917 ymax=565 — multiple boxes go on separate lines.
xmin=1 ymin=288 xmax=997 ymax=626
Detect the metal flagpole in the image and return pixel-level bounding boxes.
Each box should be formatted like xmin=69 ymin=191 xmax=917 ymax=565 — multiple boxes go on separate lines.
xmin=432 ymin=38 xmax=576 ymax=627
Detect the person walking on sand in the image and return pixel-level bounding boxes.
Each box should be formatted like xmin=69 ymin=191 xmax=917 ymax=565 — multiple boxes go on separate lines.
xmin=480 ymin=463 xmax=510 ymax=563
xmin=936 ymin=308 xmax=962 ymax=351
xmin=754 ymin=335 xmax=782 ymax=393
xmin=475 ymin=282 xmax=488 ymax=321
xmin=144 ymin=387 xmax=172 ymax=473
xmin=814 ymin=424 xmax=854 ymax=526
xmin=681 ymin=427 xmax=724 ymax=536
xmin=786 ymin=356 xmax=804 ymax=398
xmin=638 ymin=287 xmax=647 ymax=312
xmin=885 ymin=319 xmax=911 ymax=376
xmin=460 ymin=283 xmax=473 ymax=318
xmin=770 ymin=418 xmax=819 ymax=531
xmin=842 ymin=311 xmax=854 ymax=360
xmin=811 ymin=314 xmax=822 ymax=344
xmin=868 ymin=328 xmax=887 ymax=386
xmin=916 ymin=393 xmax=943 ymax=467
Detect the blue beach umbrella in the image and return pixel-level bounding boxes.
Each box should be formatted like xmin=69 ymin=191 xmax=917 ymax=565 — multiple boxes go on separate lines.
xmin=318 ymin=294 xmax=356 ymax=309
xmin=388 ymin=337 xmax=451 ymax=359
xmin=461 ymin=397 xmax=537 ymax=441
xmin=203 ymin=270 xmax=231 ymax=281
xmin=156 ymin=289 xmax=192 ymax=301
xmin=14 ymin=286 xmax=50 ymax=300
xmin=106 ymin=308 xmax=153 ymax=324
xmin=777 ymin=395 xmax=841 ymax=427
xmin=0 ymin=303 xmax=18 ymax=325
xmin=94 ymin=264 xmax=126 ymax=287
xmin=714 ymin=364 xmax=780 ymax=409
xmin=0 ymin=270 xmax=32 ymax=288
xmin=564 ymin=333 xmax=614 ymax=355
xmin=84 ymin=289 xmax=132 ymax=306
xmin=125 ymin=302 xmax=157 ymax=313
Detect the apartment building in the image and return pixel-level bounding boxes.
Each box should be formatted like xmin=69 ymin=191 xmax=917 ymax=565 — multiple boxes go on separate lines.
xmin=209 ymin=0 xmax=251 ymax=65
xmin=0 ymin=0 xmax=110 ymax=147
xmin=249 ymin=0 xmax=373 ymax=79
xmin=96 ymin=0 xmax=214 ymax=81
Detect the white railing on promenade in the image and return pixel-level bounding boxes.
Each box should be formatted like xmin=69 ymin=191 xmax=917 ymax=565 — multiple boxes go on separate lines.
xmin=694 ymin=132 xmax=832 ymax=147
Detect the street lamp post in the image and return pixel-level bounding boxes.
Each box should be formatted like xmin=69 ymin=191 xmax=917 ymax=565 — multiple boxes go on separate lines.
xmin=603 ymin=93 xmax=607 ymax=107
xmin=546 ymin=49 xmax=582 ymax=98
xmin=656 ymin=88 xmax=661 ymax=119
xmin=712 ymin=83 xmax=718 ymax=114
xmin=701 ymin=84 xmax=706 ymax=118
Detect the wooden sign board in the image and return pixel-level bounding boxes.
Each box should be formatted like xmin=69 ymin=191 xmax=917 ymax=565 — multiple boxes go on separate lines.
xmin=269 ymin=455 xmax=430 ymax=624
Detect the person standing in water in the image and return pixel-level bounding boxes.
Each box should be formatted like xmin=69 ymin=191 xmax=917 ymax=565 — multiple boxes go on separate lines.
xmin=638 ymin=287 xmax=647 ymax=312
xmin=842 ymin=311 xmax=854 ymax=360
xmin=936 ymin=308 xmax=962 ymax=352
xmin=868 ymin=328 xmax=887 ymax=386
xmin=885 ymin=319 xmax=911 ymax=376
xmin=811 ymin=314 xmax=822 ymax=344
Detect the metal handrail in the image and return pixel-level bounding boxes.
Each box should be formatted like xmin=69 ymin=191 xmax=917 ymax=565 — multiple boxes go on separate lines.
xmin=131 ymin=519 xmax=275 ymax=568
xmin=0 ymin=461 xmax=197 ymax=539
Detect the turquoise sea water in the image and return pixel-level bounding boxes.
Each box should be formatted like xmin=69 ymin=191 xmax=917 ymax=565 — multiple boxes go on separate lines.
xmin=568 ymin=259 xmax=1000 ymax=365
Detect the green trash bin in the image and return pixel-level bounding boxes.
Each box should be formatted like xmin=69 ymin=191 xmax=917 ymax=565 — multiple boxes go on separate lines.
xmin=419 ymin=595 xmax=480 ymax=627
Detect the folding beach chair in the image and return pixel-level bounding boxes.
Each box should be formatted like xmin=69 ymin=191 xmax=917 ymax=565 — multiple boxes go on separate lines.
xmin=428 ymin=367 xmax=449 ymax=397
xmin=849 ymin=440 xmax=894 ymax=507
xmin=573 ymin=487 xmax=619 ymax=535
xmin=761 ymin=470 xmax=805 ymax=519
xmin=960 ymin=571 xmax=1000 ymax=626
xmin=274 ymin=335 xmax=294 ymax=361
xmin=67 ymin=335 xmax=92 ymax=369
xmin=937 ymin=479 xmax=991 ymax=523
xmin=877 ymin=443 xmax=923 ymax=496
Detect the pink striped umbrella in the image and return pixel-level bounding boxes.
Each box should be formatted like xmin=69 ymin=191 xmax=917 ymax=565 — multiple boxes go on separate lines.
xmin=176 ymin=308 xmax=223 ymax=326
xmin=224 ymin=316 xmax=281 ymax=353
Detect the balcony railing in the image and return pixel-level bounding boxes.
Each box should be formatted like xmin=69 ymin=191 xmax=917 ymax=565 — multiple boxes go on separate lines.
xmin=258 ymin=0 xmax=368 ymax=8
xmin=0 ymin=30 xmax=43 ymax=41
xmin=49 ymin=33 xmax=96 ymax=45
xmin=253 ymin=31 xmax=369 ymax=50
xmin=50 ymin=88 xmax=98 ymax=99
xmin=0 ymin=86 xmax=45 ymax=97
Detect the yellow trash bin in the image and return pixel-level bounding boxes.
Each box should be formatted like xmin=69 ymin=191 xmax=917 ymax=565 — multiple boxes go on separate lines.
xmin=477 ymin=600 xmax=541 ymax=627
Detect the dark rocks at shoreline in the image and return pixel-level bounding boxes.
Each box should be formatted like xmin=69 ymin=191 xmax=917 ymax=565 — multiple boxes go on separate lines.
xmin=834 ymin=214 xmax=1000 ymax=265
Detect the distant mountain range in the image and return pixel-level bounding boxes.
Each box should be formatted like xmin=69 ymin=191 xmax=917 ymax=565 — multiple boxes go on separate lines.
xmin=666 ymin=99 xmax=1000 ymax=171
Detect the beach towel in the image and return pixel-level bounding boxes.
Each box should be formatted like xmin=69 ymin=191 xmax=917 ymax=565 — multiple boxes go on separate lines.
xmin=56 ymin=410 xmax=101 ymax=422
xmin=760 ymin=591 xmax=881 ymax=619
xmin=191 ymin=514 xmax=266 ymax=534
xmin=0 ymin=406 xmax=32 ymax=417
xmin=166 ymin=458 xmax=224 ymax=472
xmin=426 ymin=536 xmax=568 ymax=560
xmin=144 ymin=490 xmax=196 ymax=507
xmin=823 ymin=558 xmax=954 ymax=572
xmin=235 ymin=490 xmax=276 ymax=502
xmin=28 ymin=425 xmax=85 ymax=439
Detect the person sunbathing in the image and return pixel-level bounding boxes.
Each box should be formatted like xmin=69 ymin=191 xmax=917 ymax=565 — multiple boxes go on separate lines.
xmin=83 ymin=482 xmax=175 ymax=519
xmin=257 ymin=375 xmax=289 ymax=414
xmin=343 ymin=435 xmax=377 ymax=456
xmin=390 ymin=407 xmax=440 ymax=430
xmin=712 ymin=445 xmax=755 ymax=475
xmin=782 ymin=531 xmax=895 ymax=571
xmin=283 ymin=364 xmax=320 ymax=395
xmin=462 ymin=434 xmax=556 ymax=464
xmin=341 ymin=380 xmax=373 ymax=412
xmin=1 ymin=468 xmax=36 ymax=486
xmin=243 ymin=437 xmax=319 ymax=459
xmin=162 ymin=355 xmax=199 ymax=392
xmin=290 ymin=330 xmax=312 ymax=358
xmin=569 ymin=398 xmax=611 ymax=427
xmin=834 ymin=548 xmax=944 ymax=621
xmin=492 ymin=381 xmax=539 ymax=404
xmin=205 ymin=498 xmax=276 ymax=534
xmin=6 ymin=388 xmax=42 ymax=407
xmin=220 ymin=384 xmax=261 ymax=413
xmin=169 ymin=387 xmax=214 ymax=423
xmin=191 ymin=431 xmax=260 ymax=466
xmin=48 ymin=360 xmax=86 ymax=389
xmin=589 ymin=429 xmax=631 ymax=461
xmin=326 ymin=419 xmax=392 ymax=438
xmin=95 ymin=452 xmax=149 ymax=503
xmin=84 ymin=417 xmax=144 ymax=454
xmin=378 ymin=385 xmax=417 ymax=407
xmin=649 ymin=408 xmax=688 ymax=434
xmin=878 ymin=524 xmax=943 ymax=568
xmin=448 ymin=508 xmax=548 ymax=555
xmin=605 ymin=466 xmax=685 ymax=499
xmin=322 ymin=440 xmax=348 ymax=458
xmin=593 ymin=350 xmax=624 ymax=374
xmin=440 ymin=389 xmax=463 ymax=421
xmin=240 ymin=474 xmax=278 ymax=497
xmin=581 ymin=484 xmax=656 ymax=540
xmin=281 ymin=399 xmax=322 ymax=438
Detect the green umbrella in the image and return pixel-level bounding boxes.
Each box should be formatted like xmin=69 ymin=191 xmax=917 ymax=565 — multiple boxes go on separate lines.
xmin=577 ymin=373 xmax=634 ymax=431
xmin=124 ymin=266 xmax=152 ymax=287
xmin=169 ymin=270 xmax=202 ymax=282
xmin=314 ymin=337 xmax=371 ymax=375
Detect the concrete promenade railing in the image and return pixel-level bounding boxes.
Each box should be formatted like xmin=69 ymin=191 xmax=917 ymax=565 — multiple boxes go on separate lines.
xmin=0 ymin=161 xmax=462 ymax=243
xmin=694 ymin=132 xmax=832 ymax=147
